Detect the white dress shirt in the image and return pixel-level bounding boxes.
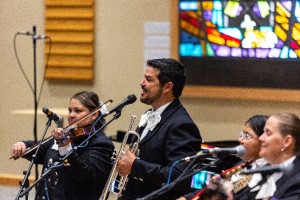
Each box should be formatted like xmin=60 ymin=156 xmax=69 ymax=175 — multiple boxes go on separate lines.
xmin=139 ymin=102 xmax=171 ymax=140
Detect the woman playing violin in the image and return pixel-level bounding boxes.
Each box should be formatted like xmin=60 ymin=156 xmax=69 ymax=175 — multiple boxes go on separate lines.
xmin=11 ymin=91 xmax=115 ymax=200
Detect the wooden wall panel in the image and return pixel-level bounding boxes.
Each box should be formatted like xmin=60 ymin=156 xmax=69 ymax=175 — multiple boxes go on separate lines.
xmin=45 ymin=0 xmax=94 ymax=81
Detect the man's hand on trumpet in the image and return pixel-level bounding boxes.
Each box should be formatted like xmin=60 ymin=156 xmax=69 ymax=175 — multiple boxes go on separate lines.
xmin=117 ymin=149 xmax=136 ymax=176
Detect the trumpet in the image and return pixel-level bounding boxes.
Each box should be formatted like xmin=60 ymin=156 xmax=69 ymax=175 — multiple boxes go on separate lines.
xmin=99 ymin=115 xmax=141 ymax=200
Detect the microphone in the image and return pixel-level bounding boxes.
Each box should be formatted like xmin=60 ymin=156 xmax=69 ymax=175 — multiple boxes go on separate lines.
xmin=17 ymin=32 xmax=49 ymax=39
xmin=102 ymin=94 xmax=137 ymax=117
xmin=203 ymin=145 xmax=246 ymax=157
xmin=241 ymin=163 xmax=293 ymax=175
xmin=42 ymin=107 xmax=63 ymax=124
xmin=181 ymin=145 xmax=246 ymax=162
xmin=32 ymin=34 xmax=49 ymax=39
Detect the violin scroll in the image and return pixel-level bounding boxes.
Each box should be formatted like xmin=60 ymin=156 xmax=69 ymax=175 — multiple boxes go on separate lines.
xmin=54 ymin=126 xmax=94 ymax=147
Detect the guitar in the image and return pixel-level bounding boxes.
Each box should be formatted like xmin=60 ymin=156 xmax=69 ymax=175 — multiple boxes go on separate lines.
xmin=191 ymin=161 xmax=253 ymax=200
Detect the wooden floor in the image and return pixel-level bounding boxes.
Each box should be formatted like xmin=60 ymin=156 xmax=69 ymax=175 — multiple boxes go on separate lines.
xmin=0 ymin=184 xmax=35 ymax=200
xmin=0 ymin=184 xmax=118 ymax=200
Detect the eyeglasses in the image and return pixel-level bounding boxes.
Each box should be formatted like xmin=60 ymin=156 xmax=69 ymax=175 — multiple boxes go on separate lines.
xmin=239 ymin=131 xmax=253 ymax=140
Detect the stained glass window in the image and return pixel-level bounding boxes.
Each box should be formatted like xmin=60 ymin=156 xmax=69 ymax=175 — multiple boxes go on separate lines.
xmin=179 ymin=0 xmax=300 ymax=59
xmin=177 ymin=0 xmax=300 ymax=89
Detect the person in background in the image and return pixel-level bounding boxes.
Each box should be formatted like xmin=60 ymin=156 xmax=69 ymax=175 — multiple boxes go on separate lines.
xmin=11 ymin=91 xmax=115 ymax=200
xmin=116 ymin=58 xmax=202 ymax=200
xmin=178 ymin=114 xmax=269 ymax=200
xmin=238 ymin=112 xmax=300 ymax=199
xmin=233 ymin=115 xmax=268 ymax=199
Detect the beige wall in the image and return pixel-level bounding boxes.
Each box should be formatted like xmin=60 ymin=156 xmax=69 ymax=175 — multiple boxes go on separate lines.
xmin=1 ymin=0 xmax=300 ymax=180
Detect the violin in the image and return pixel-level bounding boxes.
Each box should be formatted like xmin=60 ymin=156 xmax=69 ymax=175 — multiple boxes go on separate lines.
xmin=55 ymin=126 xmax=95 ymax=146
xmin=66 ymin=126 xmax=93 ymax=139
xmin=10 ymin=99 xmax=112 ymax=160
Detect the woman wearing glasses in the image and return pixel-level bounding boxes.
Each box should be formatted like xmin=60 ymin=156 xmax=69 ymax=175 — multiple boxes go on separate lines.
xmin=238 ymin=113 xmax=300 ymax=200
xmin=232 ymin=115 xmax=269 ymax=199
xmin=178 ymin=115 xmax=268 ymax=200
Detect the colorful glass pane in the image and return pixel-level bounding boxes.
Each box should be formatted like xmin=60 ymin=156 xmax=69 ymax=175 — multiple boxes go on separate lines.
xmin=179 ymin=0 xmax=300 ymax=58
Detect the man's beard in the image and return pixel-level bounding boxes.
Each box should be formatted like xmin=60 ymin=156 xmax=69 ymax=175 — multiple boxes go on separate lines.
xmin=140 ymin=87 xmax=163 ymax=105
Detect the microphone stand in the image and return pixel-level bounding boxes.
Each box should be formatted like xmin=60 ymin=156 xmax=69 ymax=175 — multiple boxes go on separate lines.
xmin=32 ymin=25 xmax=39 ymax=181
xmin=18 ymin=110 xmax=122 ymax=198
xmin=137 ymin=154 xmax=221 ymax=200
xmin=15 ymin=117 xmax=53 ymax=200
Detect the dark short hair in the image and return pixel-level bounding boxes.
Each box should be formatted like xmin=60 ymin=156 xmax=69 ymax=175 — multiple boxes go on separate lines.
xmin=147 ymin=58 xmax=186 ymax=98
xmin=71 ymin=91 xmax=104 ymax=129
xmin=71 ymin=91 xmax=100 ymax=112
xmin=245 ymin=115 xmax=268 ymax=137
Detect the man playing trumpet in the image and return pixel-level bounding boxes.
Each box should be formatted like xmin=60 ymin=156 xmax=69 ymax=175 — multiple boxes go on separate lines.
xmin=116 ymin=58 xmax=202 ymax=200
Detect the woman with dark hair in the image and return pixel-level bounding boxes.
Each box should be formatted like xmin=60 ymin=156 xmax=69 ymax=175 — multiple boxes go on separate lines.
xmin=232 ymin=115 xmax=268 ymax=199
xmin=11 ymin=91 xmax=114 ymax=200
xmin=178 ymin=115 xmax=269 ymax=200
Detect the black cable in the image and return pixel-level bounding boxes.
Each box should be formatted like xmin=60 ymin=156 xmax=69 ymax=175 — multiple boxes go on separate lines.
xmin=13 ymin=33 xmax=53 ymax=106
xmin=138 ymin=154 xmax=223 ymax=200
xmin=13 ymin=33 xmax=34 ymax=93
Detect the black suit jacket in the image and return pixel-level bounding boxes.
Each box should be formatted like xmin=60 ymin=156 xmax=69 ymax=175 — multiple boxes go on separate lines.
xmin=23 ymin=131 xmax=114 ymax=200
xmin=237 ymin=156 xmax=300 ymax=200
xmin=119 ymin=98 xmax=202 ymax=200
xmin=272 ymin=156 xmax=300 ymax=200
